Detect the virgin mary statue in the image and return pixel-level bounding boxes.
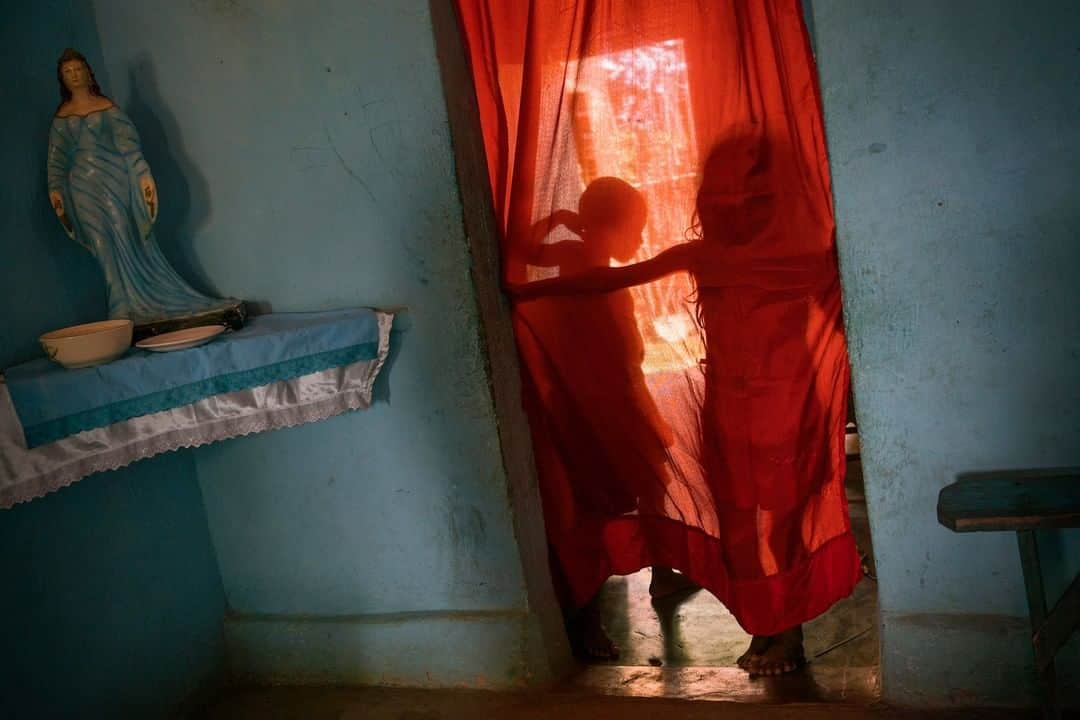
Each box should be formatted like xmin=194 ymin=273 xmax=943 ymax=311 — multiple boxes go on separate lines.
xmin=46 ymin=48 xmax=245 ymax=337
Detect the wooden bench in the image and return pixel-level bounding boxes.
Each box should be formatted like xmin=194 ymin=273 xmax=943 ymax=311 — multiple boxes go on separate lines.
xmin=937 ymin=468 xmax=1080 ymax=719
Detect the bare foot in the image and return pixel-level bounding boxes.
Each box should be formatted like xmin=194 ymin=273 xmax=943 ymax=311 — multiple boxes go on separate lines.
xmin=745 ymin=626 xmax=805 ymax=676
xmin=648 ymin=567 xmax=698 ymax=599
xmin=568 ymin=596 xmax=619 ymax=661
xmin=736 ymin=634 xmax=771 ymax=669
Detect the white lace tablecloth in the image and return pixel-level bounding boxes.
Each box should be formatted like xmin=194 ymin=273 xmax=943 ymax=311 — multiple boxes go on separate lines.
xmin=0 ymin=312 xmax=392 ymax=509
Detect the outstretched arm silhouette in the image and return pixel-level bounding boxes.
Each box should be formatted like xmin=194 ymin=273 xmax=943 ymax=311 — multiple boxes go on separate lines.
xmin=508 ymin=243 xmax=833 ymax=300
xmin=509 ymin=242 xmax=696 ymax=299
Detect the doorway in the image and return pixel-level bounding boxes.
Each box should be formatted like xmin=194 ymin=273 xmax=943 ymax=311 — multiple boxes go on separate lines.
xmin=568 ymin=419 xmax=879 ymax=703
xmin=430 ymin=0 xmax=882 ymax=704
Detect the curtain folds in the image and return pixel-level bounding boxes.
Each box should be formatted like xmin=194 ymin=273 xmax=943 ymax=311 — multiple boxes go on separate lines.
xmin=454 ymin=0 xmax=859 ymax=635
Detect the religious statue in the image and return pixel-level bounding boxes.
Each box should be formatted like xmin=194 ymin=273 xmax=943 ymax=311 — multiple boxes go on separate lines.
xmin=46 ymin=48 xmax=245 ymax=339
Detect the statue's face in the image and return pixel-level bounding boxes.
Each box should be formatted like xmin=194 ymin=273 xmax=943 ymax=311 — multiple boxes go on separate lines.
xmin=61 ymin=60 xmax=89 ymax=91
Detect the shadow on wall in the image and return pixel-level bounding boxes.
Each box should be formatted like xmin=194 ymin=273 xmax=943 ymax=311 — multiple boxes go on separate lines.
xmin=371 ymin=314 xmax=411 ymax=405
xmin=124 ymin=54 xmax=217 ymax=297
xmin=0 ymin=2 xmax=109 ymax=367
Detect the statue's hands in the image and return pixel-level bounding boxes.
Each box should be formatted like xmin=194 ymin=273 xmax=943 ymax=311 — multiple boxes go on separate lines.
xmin=48 ymin=190 xmax=64 ymax=217
xmin=140 ymin=176 xmax=158 ymax=222
xmin=49 ymin=189 xmax=74 ymax=236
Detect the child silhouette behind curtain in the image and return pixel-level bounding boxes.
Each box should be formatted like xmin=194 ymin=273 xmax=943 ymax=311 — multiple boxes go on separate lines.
xmin=513 ymin=141 xmax=857 ymax=674
xmin=518 ymin=177 xmax=695 ymax=658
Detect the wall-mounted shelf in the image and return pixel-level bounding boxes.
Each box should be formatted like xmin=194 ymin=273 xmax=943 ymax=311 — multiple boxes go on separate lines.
xmin=0 ymin=309 xmax=393 ymax=509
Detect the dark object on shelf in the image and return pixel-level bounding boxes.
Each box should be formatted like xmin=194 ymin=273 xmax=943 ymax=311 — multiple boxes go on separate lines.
xmin=133 ymin=300 xmax=248 ymax=342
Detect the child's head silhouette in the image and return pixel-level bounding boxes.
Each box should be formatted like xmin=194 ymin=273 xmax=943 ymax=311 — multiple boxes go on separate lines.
xmin=696 ymin=131 xmax=773 ymax=247
xmin=578 ymin=177 xmax=647 ymax=262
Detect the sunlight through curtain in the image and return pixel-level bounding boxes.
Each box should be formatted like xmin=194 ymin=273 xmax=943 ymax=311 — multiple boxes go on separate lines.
xmin=454 ymin=0 xmax=859 ymax=635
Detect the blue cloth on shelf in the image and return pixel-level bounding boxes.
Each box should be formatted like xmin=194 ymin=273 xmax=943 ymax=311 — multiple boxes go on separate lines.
xmin=4 ymin=309 xmax=383 ymax=448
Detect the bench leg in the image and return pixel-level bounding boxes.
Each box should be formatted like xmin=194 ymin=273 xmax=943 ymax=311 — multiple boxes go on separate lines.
xmin=1017 ymin=530 xmax=1059 ymax=720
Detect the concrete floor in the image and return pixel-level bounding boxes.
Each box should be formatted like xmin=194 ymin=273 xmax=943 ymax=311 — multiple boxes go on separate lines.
xmin=589 ymin=457 xmax=878 ymax=686
xmin=569 ymin=457 xmax=882 ymax=704
xmin=197 ymin=685 xmax=1041 ymax=719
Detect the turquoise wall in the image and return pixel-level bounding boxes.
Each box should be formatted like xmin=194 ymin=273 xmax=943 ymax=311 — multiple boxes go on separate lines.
xmin=0 ymin=456 xmax=226 ymax=718
xmin=14 ymin=0 xmax=1075 ymax=708
xmin=91 ymin=0 xmax=555 ymax=687
xmin=1 ymin=0 xmax=104 ymax=369
xmin=808 ymin=0 xmax=1079 ymax=707
xmin=0 ymin=3 xmax=227 ymax=716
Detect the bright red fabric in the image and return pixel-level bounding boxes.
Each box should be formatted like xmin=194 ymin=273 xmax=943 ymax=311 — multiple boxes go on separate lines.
xmin=454 ymin=0 xmax=860 ymax=635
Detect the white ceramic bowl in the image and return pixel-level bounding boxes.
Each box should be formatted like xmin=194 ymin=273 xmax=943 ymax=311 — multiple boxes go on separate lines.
xmin=40 ymin=319 xmax=134 ymax=369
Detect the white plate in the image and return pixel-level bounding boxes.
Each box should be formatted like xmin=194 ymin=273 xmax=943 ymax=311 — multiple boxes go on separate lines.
xmin=135 ymin=325 xmax=227 ymax=352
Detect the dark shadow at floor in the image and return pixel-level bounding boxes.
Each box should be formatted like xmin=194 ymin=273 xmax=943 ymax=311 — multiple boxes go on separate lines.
xmin=198 ymin=684 xmax=1043 ymax=719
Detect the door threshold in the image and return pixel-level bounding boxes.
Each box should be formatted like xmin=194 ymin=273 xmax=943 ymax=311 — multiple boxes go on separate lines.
xmin=566 ymin=663 xmax=880 ymax=705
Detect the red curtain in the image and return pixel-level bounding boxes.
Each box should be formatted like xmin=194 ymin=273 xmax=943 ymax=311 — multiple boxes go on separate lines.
xmin=454 ymin=0 xmax=860 ymax=636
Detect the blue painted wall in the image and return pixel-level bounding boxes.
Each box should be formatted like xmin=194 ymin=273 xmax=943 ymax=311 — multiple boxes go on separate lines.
xmin=11 ymin=0 xmax=1076 ymax=707
xmin=0 ymin=2 xmax=228 ymax=716
xmin=808 ymin=0 xmax=1079 ymax=707
xmin=90 ymin=0 xmax=553 ymax=686
xmin=1 ymin=0 xmax=105 ymax=369
xmin=0 ymin=456 xmax=226 ymax=717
